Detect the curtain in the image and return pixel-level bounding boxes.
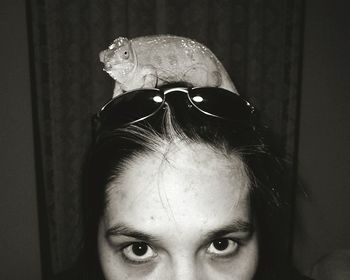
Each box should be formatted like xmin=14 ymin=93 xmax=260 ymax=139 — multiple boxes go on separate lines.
xmin=28 ymin=0 xmax=304 ymax=277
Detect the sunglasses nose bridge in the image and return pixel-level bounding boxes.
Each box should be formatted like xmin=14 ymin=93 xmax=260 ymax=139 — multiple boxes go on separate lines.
xmin=162 ymin=88 xmax=194 ymax=111
xmin=163 ymin=87 xmax=220 ymax=118
xmin=163 ymin=87 xmax=188 ymax=95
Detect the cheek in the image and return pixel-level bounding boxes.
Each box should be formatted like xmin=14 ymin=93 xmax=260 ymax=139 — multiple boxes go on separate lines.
xmin=236 ymin=233 xmax=259 ymax=279
xmin=98 ymin=221 xmax=128 ymax=280
xmin=98 ymin=222 xmax=118 ymax=279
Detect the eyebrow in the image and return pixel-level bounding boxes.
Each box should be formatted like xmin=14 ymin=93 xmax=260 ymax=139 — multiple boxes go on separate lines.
xmin=106 ymin=220 xmax=253 ymax=243
xmin=106 ymin=224 xmax=160 ymax=243
xmin=203 ymin=220 xmax=254 ymax=242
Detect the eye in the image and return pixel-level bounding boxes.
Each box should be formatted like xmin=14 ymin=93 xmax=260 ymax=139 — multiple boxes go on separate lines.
xmin=122 ymin=50 xmax=129 ymax=59
xmin=207 ymin=238 xmax=238 ymax=257
xmin=122 ymin=242 xmax=157 ymax=264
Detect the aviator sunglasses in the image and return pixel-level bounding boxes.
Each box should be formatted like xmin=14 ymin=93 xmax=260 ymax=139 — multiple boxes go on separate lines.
xmin=94 ymin=87 xmax=255 ymax=132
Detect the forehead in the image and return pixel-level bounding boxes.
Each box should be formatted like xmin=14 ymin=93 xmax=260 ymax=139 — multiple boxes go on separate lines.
xmin=104 ymin=142 xmax=251 ymax=232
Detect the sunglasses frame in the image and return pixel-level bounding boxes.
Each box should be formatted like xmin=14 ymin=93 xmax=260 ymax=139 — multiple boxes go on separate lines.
xmin=95 ymin=87 xmax=255 ymax=131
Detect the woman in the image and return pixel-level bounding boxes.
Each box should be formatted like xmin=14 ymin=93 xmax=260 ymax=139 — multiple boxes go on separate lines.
xmin=72 ymin=84 xmax=311 ymax=279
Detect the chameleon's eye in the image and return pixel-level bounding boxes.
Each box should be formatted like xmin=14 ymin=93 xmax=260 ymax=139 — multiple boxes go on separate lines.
xmin=122 ymin=50 xmax=129 ymax=59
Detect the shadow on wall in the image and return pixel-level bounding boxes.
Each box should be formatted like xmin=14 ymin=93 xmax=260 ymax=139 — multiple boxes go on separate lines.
xmin=310 ymin=250 xmax=350 ymax=280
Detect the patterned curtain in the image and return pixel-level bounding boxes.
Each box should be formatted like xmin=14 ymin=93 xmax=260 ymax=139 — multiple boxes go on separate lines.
xmin=28 ymin=0 xmax=304 ymax=277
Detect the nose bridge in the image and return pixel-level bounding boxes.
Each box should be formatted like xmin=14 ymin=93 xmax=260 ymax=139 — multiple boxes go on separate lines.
xmin=170 ymin=253 xmax=202 ymax=280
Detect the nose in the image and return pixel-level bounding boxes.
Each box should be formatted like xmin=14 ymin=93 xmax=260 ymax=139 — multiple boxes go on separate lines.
xmin=170 ymin=256 xmax=204 ymax=280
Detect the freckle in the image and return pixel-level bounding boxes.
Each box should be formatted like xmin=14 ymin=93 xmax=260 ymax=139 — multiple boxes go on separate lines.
xmin=150 ymin=216 xmax=155 ymax=220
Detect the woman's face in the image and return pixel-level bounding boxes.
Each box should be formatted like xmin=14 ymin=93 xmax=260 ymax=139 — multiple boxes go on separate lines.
xmin=98 ymin=142 xmax=259 ymax=280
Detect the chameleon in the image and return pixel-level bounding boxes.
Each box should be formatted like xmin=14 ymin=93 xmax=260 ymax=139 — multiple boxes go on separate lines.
xmin=99 ymin=35 xmax=238 ymax=97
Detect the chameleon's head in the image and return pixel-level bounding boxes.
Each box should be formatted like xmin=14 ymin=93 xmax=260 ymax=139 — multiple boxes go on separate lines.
xmin=99 ymin=37 xmax=135 ymax=74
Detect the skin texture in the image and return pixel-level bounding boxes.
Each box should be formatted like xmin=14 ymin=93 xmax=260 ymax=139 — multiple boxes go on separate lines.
xmin=98 ymin=142 xmax=259 ymax=279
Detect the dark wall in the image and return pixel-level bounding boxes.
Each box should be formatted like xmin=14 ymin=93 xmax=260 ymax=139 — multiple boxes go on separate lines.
xmin=0 ymin=0 xmax=41 ymax=279
xmin=294 ymin=0 xmax=350 ymax=273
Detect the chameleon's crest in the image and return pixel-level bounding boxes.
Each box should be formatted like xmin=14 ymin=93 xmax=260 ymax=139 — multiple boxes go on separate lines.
xmin=111 ymin=37 xmax=129 ymax=48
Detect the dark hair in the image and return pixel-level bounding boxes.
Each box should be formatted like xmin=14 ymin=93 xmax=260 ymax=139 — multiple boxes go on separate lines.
xmin=82 ymin=87 xmax=290 ymax=279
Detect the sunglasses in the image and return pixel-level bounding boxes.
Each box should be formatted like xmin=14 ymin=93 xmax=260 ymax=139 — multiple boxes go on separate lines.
xmin=94 ymin=87 xmax=255 ymax=132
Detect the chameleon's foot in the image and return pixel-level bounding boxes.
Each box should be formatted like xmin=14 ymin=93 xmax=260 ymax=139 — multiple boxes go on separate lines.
xmin=143 ymin=73 xmax=157 ymax=88
xmin=113 ymin=84 xmax=124 ymax=98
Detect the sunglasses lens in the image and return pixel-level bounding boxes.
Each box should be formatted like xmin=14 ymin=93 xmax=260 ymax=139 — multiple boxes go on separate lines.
xmin=98 ymin=89 xmax=163 ymax=129
xmin=189 ymin=88 xmax=254 ymax=121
